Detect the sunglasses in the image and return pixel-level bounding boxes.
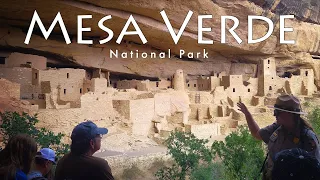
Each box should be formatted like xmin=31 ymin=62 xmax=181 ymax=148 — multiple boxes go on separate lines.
xmin=273 ymin=105 xmax=301 ymax=117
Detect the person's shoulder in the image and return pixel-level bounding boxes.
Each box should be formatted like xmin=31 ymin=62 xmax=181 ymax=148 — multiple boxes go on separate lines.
xmin=89 ymin=156 xmax=114 ymax=179
xmin=88 ymin=156 xmax=110 ymax=166
xmin=27 ymin=170 xmax=48 ymax=180
xmin=29 ymin=177 xmax=47 ymax=180
xmin=258 ymin=122 xmax=280 ymax=143
xmin=262 ymin=122 xmax=280 ymax=131
xmin=302 ymin=128 xmax=318 ymax=141
xmin=56 ymin=152 xmax=71 ymax=163
xmin=16 ymin=169 xmax=28 ymax=180
xmin=301 ymin=128 xmax=319 ymax=151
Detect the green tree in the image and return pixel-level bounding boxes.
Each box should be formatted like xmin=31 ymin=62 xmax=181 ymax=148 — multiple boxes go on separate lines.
xmin=308 ymin=107 xmax=320 ymax=135
xmin=0 ymin=111 xmax=70 ymax=158
xmin=190 ymin=162 xmax=225 ymax=180
xmin=156 ymin=126 xmax=266 ymax=180
xmin=211 ymin=126 xmax=265 ymax=180
xmin=155 ymin=131 xmax=213 ymax=180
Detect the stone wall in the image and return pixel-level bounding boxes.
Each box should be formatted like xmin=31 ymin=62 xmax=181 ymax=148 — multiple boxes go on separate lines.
xmin=36 ymin=94 xmax=116 ymax=136
xmin=212 ymin=86 xmax=229 ymax=105
xmin=0 ymin=78 xmax=32 ymax=114
xmin=246 ymin=77 xmax=259 ymax=99
xmin=91 ymin=78 xmax=109 ymax=94
xmin=27 ymin=99 xmax=45 ymax=109
xmin=113 ymin=100 xmax=131 ymax=120
xmin=158 ymin=79 xmax=171 ymax=89
xmin=80 ymin=93 xmax=114 ymax=120
xmin=154 ymin=93 xmax=171 ymax=116
xmin=0 ymin=78 xmax=20 ymax=99
xmin=117 ymin=80 xmax=139 ymax=90
xmin=197 ymin=77 xmax=211 ymax=91
xmin=189 ymin=104 xmax=218 ymax=120
xmin=148 ymin=79 xmax=171 ymax=90
xmin=117 ymin=79 xmax=171 ymax=91
xmin=169 ymin=91 xmax=190 ymax=113
xmin=189 ymin=91 xmax=213 ymax=104
xmin=210 ymin=76 xmax=221 ymax=91
xmin=130 ymin=98 xmax=155 ymax=136
xmin=186 ymin=80 xmax=198 ymax=91
xmin=5 ymin=52 xmax=47 ymax=70
xmin=113 ymin=98 xmax=155 ymax=136
xmin=38 ymin=68 xmax=86 ymax=102
xmin=21 ymin=84 xmax=42 ymax=100
xmin=185 ymin=123 xmax=221 ymax=139
xmin=0 ymin=67 xmax=41 ymax=99
xmin=0 ymin=67 xmax=32 ymax=85
xmin=221 ymin=75 xmax=243 ymax=89
xmin=36 ymin=108 xmax=84 ymax=136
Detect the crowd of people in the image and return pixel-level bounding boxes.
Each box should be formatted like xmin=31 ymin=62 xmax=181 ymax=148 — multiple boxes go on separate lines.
xmin=0 ymin=121 xmax=114 ymax=180
xmin=0 ymin=94 xmax=319 ymax=180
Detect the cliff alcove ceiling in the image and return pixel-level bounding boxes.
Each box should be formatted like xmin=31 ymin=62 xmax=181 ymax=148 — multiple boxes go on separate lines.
xmin=0 ymin=0 xmax=319 ymax=83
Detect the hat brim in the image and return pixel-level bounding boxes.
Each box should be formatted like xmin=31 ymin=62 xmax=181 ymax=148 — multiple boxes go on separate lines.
xmin=97 ymin=127 xmax=108 ymax=135
xmin=267 ymin=105 xmax=307 ymax=115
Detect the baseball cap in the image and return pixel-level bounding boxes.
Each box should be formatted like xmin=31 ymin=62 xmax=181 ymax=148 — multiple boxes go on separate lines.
xmin=71 ymin=121 xmax=108 ymax=142
xmin=35 ymin=148 xmax=56 ymax=164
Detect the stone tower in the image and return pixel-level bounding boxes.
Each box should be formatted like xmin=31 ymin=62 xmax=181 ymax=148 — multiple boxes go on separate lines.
xmin=300 ymin=69 xmax=315 ymax=95
xmin=173 ymin=69 xmax=185 ymax=91
xmin=258 ymin=58 xmax=277 ymax=96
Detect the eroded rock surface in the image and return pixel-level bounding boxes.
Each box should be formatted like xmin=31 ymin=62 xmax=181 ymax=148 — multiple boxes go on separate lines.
xmin=0 ymin=0 xmax=319 ymax=84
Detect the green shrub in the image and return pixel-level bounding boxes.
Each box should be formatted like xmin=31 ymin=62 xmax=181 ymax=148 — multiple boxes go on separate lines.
xmin=0 ymin=111 xmax=70 ymax=158
xmin=211 ymin=126 xmax=265 ymax=180
xmin=190 ymin=162 xmax=225 ymax=180
xmin=155 ymin=131 xmax=213 ymax=180
xmin=303 ymin=101 xmax=312 ymax=107
xmin=156 ymin=127 xmax=266 ymax=180
xmin=308 ymin=107 xmax=320 ymax=135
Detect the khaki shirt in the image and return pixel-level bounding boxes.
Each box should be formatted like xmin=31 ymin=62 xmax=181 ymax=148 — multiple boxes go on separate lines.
xmin=259 ymin=122 xmax=318 ymax=170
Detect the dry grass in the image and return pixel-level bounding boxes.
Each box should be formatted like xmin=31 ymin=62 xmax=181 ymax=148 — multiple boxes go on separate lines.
xmin=121 ymin=164 xmax=146 ymax=180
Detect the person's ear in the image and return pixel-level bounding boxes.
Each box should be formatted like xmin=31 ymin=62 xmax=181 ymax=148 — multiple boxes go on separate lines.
xmin=45 ymin=161 xmax=50 ymax=168
xmin=90 ymin=139 xmax=95 ymax=149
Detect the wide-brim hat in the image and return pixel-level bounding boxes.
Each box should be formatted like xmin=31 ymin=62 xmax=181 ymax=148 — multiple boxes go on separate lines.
xmin=267 ymin=94 xmax=307 ymax=115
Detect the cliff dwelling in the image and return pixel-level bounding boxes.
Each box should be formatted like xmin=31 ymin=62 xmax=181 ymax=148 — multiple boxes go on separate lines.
xmin=0 ymin=52 xmax=319 ymax=141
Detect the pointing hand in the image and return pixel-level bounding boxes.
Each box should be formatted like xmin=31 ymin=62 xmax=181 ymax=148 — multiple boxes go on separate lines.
xmin=237 ymin=102 xmax=250 ymax=115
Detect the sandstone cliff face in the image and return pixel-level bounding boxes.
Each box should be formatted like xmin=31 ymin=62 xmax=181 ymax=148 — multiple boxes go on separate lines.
xmin=0 ymin=79 xmax=31 ymax=113
xmin=0 ymin=0 xmax=319 ymax=87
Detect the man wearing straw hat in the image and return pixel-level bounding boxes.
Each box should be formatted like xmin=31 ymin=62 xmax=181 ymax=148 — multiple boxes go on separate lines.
xmin=237 ymin=94 xmax=320 ymax=180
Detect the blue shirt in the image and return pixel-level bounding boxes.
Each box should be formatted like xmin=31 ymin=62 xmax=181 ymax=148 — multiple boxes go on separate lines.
xmin=16 ymin=169 xmax=28 ymax=180
xmin=27 ymin=171 xmax=43 ymax=180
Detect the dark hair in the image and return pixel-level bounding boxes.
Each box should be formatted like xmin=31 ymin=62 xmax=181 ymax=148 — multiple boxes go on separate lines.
xmin=34 ymin=157 xmax=48 ymax=166
xmin=294 ymin=115 xmax=314 ymax=132
xmin=71 ymin=139 xmax=91 ymax=155
xmin=0 ymin=134 xmax=37 ymax=179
